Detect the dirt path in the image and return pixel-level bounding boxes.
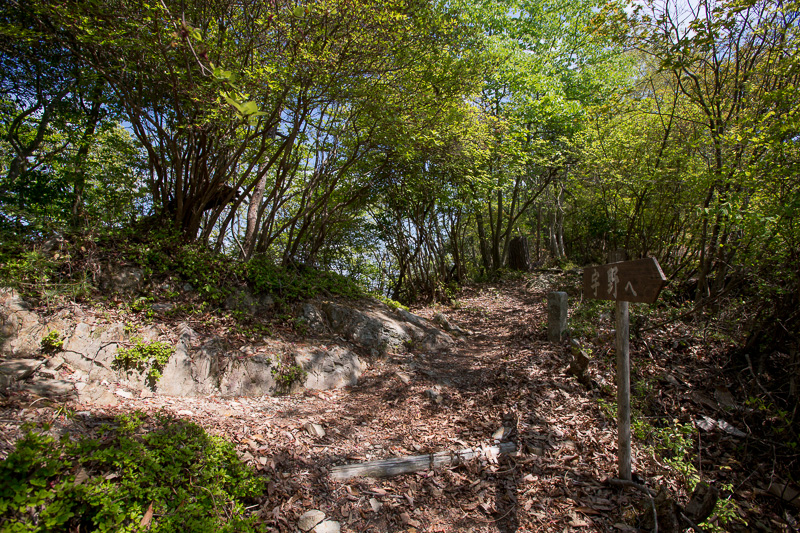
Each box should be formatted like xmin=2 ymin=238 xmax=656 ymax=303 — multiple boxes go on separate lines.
xmin=2 ymin=277 xmax=761 ymax=532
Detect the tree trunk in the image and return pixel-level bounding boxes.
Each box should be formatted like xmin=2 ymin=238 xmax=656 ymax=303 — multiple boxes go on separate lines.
xmin=508 ymin=236 xmax=530 ymax=271
xmin=243 ymin=171 xmax=267 ymax=259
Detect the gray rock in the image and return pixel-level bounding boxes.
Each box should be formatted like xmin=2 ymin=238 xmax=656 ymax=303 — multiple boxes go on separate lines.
xmin=295 ymin=345 xmax=363 ymax=390
xmin=101 ymin=265 xmax=144 ymax=294
xmin=304 ymin=422 xmax=326 ymax=438
xmin=298 ymin=510 xmax=326 ymax=532
xmin=0 ymin=359 xmax=43 ymax=380
xmin=433 ymin=312 xmax=453 ymax=331
xmin=62 ymin=322 xmax=125 ymax=383
xmin=1 ymin=289 xmax=55 ymax=357
xmin=224 ymin=290 xmax=258 ymax=315
xmin=157 ymin=328 xmax=217 ymax=397
xmin=25 ymin=379 xmax=76 ymax=397
xmin=433 ymin=312 xmax=470 ymax=336
xmin=321 ymin=300 xmax=454 ymax=356
xmin=151 ymin=303 xmax=175 ymax=313
xmin=425 ymin=387 xmax=443 ymax=404
xmin=92 ymin=389 xmax=119 ymax=406
xmin=302 ymin=304 xmax=327 ymax=334
xmin=45 ymin=355 xmax=64 ymax=370
xmin=313 ymin=521 xmax=341 ymax=533
xmin=216 ymin=353 xmax=276 ymax=397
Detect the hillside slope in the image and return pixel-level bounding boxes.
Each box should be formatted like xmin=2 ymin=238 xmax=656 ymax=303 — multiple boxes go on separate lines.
xmin=0 ymin=275 xmax=794 ymax=532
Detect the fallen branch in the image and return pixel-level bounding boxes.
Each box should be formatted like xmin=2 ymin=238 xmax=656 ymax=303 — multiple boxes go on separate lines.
xmin=330 ymin=442 xmax=517 ymax=481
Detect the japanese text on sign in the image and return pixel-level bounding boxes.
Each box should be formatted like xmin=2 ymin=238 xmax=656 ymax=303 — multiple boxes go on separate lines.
xmin=582 ymin=257 xmax=666 ymax=304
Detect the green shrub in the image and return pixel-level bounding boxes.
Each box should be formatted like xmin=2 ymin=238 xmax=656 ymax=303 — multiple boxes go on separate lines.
xmin=374 ymin=294 xmax=409 ymax=312
xmin=0 ymin=250 xmax=56 ymax=295
xmin=0 ymin=414 xmax=265 ymax=532
xmin=41 ymin=330 xmax=63 ymax=353
xmin=114 ymin=338 xmax=175 ymax=387
xmin=271 ymin=363 xmax=308 ymax=393
xmin=246 ymin=258 xmax=364 ymax=302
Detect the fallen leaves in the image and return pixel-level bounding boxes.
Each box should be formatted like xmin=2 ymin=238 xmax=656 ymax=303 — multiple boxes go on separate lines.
xmin=0 ymin=276 xmax=788 ymax=532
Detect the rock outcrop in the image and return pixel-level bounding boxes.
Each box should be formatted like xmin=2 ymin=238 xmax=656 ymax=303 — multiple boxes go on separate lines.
xmin=0 ymin=290 xmax=452 ymax=403
xmin=314 ymin=300 xmax=455 ymax=356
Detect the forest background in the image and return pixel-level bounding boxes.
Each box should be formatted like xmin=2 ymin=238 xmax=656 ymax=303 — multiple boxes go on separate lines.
xmin=1 ymin=0 xmax=798 ymax=379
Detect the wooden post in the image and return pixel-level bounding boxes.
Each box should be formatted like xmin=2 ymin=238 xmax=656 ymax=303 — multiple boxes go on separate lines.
xmin=582 ymin=253 xmax=666 ymax=482
xmin=610 ymin=249 xmax=631 ymax=481
xmin=616 ymin=300 xmax=631 ymax=480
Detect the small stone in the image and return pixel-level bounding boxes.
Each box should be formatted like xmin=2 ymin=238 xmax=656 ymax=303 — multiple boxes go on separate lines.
xmin=151 ymin=303 xmax=175 ymax=313
xmin=298 ymin=510 xmax=326 ymax=532
xmin=492 ymin=426 xmax=511 ymax=441
xmin=115 ymin=389 xmax=133 ymax=399
xmin=395 ymin=371 xmax=411 ymax=384
xmin=425 ymin=387 xmax=443 ymax=404
xmin=433 ymin=312 xmax=453 ymax=331
xmin=304 ymin=422 xmax=326 ymax=438
xmin=369 ymin=498 xmax=382 ymax=513
xmin=313 ymin=520 xmax=341 ymax=533
xmin=400 ymin=512 xmax=422 ymax=527
xmin=140 ymin=389 xmax=154 ymax=399
xmin=177 ymin=409 xmax=194 ymax=416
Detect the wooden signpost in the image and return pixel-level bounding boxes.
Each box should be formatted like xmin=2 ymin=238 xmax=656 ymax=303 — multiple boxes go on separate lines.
xmin=583 ymin=256 xmax=666 ymax=480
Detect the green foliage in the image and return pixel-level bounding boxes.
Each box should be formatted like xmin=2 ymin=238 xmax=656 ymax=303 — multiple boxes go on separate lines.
xmin=113 ymin=338 xmax=174 ymax=387
xmin=271 ymin=363 xmax=308 ymax=393
xmin=0 ymin=414 xmax=265 ymax=532
xmin=246 ymin=258 xmax=364 ymax=303
xmin=0 ymin=250 xmax=55 ymax=293
xmin=373 ymin=294 xmax=409 ymax=312
xmin=40 ymin=330 xmax=63 ymax=353
xmin=569 ymin=299 xmax=614 ymax=339
xmin=597 ymin=398 xmax=698 ymax=485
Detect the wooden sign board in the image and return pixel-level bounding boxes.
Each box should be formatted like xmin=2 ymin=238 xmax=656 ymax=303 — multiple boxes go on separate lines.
xmin=582 ymin=257 xmax=666 ymax=304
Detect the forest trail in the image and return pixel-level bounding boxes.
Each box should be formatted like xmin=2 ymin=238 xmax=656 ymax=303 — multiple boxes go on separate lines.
xmin=235 ymin=274 xmax=636 ymax=532
xmin=1 ymin=276 xmax=770 ymax=531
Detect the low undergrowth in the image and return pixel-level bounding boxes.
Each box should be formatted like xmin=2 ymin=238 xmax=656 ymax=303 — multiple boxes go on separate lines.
xmin=0 ymin=227 xmax=394 ymax=324
xmin=0 ymin=412 xmax=265 ymax=532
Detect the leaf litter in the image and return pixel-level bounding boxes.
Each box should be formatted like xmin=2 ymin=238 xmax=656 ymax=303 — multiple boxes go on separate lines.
xmin=0 ymin=274 xmax=797 ymax=531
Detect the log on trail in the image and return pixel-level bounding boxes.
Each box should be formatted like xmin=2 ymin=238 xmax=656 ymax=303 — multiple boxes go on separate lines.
xmin=329 ymin=442 xmax=517 ymax=481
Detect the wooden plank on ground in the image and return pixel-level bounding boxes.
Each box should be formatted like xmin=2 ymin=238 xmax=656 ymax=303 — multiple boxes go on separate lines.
xmin=329 ymin=442 xmax=517 ymax=480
